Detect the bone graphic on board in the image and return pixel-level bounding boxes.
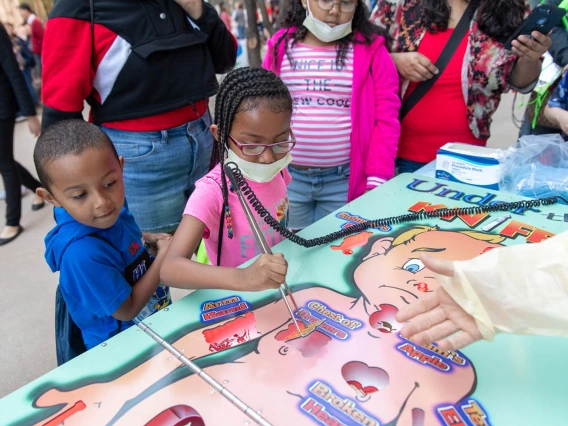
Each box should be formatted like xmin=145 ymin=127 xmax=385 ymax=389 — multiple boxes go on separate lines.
xmin=481 ymin=214 xmax=511 ymax=232
xmin=42 ymin=401 xmax=86 ymax=426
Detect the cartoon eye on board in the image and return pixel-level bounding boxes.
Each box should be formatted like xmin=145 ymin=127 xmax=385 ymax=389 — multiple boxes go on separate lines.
xmin=402 ymin=258 xmax=425 ymax=274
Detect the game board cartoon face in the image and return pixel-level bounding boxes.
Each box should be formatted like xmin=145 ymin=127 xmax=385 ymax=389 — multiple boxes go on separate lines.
xmin=354 ymin=226 xmax=505 ymax=313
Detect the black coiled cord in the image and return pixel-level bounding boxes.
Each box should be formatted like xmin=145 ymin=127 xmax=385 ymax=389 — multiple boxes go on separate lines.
xmin=224 ymin=163 xmax=566 ymax=249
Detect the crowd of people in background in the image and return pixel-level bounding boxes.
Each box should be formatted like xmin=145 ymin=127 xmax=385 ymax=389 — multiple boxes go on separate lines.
xmin=0 ymin=0 xmax=567 ymax=358
xmin=0 ymin=3 xmax=45 ymax=246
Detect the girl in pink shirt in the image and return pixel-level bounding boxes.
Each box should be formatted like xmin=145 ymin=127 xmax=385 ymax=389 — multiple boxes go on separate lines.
xmin=161 ymin=68 xmax=294 ymax=292
xmin=263 ymin=0 xmax=401 ymax=230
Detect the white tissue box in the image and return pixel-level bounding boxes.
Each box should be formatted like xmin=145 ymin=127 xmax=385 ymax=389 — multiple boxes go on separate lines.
xmin=435 ymin=143 xmax=502 ymax=190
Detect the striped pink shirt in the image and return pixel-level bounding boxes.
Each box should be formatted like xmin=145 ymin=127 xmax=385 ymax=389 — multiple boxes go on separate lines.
xmin=281 ymin=42 xmax=354 ymax=168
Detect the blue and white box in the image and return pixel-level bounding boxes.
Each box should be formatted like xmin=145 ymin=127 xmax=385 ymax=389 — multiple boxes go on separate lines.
xmin=435 ymin=143 xmax=503 ymax=190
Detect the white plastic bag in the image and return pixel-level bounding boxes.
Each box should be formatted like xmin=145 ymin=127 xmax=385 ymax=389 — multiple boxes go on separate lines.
xmin=500 ymin=134 xmax=568 ymax=201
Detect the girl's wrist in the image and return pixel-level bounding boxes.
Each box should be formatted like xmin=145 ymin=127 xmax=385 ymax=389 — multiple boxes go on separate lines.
xmin=208 ymin=267 xmax=246 ymax=292
xmin=229 ymin=268 xmax=247 ymax=291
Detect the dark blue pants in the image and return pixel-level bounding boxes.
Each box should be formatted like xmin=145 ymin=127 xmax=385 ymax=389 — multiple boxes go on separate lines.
xmin=395 ymin=158 xmax=427 ymax=174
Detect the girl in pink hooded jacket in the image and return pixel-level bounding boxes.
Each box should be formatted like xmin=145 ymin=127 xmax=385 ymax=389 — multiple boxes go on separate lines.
xmin=263 ymin=0 xmax=400 ymax=230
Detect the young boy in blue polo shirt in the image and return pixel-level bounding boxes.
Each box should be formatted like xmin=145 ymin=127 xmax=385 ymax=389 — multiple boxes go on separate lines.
xmin=34 ymin=120 xmax=172 ymax=364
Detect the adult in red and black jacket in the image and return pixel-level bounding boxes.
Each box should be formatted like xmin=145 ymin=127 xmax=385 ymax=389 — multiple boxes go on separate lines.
xmin=0 ymin=24 xmax=44 ymax=246
xmin=41 ymin=0 xmax=237 ymax=233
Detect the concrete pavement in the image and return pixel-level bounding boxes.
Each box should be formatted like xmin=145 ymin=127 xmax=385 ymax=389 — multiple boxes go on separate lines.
xmin=0 ymin=92 xmax=526 ymax=398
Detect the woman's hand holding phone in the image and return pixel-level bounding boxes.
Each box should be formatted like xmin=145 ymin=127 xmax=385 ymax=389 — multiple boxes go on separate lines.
xmin=511 ymin=31 xmax=552 ymax=61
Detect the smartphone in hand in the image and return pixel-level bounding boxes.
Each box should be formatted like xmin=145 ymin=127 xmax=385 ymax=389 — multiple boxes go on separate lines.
xmin=504 ymin=4 xmax=566 ymax=50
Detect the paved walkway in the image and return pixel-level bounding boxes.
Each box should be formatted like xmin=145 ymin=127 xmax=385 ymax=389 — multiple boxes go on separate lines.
xmin=0 ymin=93 xmax=526 ymax=398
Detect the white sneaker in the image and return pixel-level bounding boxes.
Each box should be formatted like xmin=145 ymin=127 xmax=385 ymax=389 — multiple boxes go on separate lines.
xmin=0 ymin=186 xmax=28 ymax=200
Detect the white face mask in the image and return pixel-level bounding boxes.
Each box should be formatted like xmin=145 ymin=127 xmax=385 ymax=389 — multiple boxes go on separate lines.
xmin=303 ymin=0 xmax=353 ymax=43
xmin=225 ymin=148 xmax=293 ymax=183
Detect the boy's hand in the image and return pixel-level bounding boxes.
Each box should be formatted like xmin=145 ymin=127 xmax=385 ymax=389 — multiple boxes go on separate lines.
xmin=242 ymin=253 xmax=288 ymax=291
xmin=156 ymin=237 xmax=172 ymax=252
xmin=143 ymin=233 xmax=172 ymax=255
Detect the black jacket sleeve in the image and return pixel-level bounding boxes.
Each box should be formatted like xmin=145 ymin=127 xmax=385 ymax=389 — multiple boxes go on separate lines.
xmin=195 ymin=1 xmax=237 ymax=74
xmin=42 ymin=107 xmax=84 ymax=131
xmin=0 ymin=25 xmax=36 ymax=118
xmin=546 ymin=0 xmax=568 ymax=67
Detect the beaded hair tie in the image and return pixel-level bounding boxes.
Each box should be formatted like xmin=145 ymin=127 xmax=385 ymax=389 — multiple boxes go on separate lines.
xmin=225 ymin=204 xmax=233 ymax=239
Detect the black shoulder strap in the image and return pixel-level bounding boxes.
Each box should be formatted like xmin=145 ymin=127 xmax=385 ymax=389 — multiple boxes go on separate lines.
xmin=399 ymin=0 xmax=477 ymax=121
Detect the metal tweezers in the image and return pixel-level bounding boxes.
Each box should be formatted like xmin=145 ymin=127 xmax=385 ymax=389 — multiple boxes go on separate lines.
xmin=224 ymin=164 xmax=307 ymax=337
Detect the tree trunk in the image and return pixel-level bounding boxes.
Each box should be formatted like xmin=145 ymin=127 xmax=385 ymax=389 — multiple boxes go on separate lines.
xmin=257 ymin=0 xmax=274 ymax=37
xmin=244 ymin=0 xmax=261 ymax=67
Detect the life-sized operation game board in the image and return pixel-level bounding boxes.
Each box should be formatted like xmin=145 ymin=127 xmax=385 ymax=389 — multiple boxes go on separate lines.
xmin=2 ymin=174 xmax=568 ymax=426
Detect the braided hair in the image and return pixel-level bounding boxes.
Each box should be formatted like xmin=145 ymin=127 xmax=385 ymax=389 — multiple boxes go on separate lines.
xmin=211 ymin=67 xmax=293 ymax=266
xmin=271 ymin=0 xmax=388 ymax=71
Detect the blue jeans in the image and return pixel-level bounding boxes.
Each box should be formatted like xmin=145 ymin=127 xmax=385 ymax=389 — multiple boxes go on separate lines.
xmin=237 ymin=25 xmax=246 ymax=39
xmin=22 ymin=68 xmax=38 ymax=105
xmin=395 ymin=158 xmax=427 ymax=175
xmin=102 ymin=113 xmax=214 ymax=233
xmin=288 ymin=164 xmax=349 ymax=230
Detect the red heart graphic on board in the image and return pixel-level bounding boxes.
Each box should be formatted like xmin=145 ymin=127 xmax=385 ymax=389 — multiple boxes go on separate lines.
xmin=145 ymin=405 xmax=205 ymax=426
xmin=341 ymin=361 xmax=389 ymax=397
xmin=368 ymin=304 xmax=404 ymax=334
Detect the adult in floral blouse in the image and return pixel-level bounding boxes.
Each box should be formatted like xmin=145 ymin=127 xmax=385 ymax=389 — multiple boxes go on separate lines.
xmin=372 ymin=0 xmax=551 ymax=173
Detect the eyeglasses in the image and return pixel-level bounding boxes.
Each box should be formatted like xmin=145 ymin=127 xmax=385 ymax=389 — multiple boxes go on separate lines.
xmin=228 ymin=134 xmax=296 ymax=156
xmin=314 ymin=0 xmax=357 ymax=13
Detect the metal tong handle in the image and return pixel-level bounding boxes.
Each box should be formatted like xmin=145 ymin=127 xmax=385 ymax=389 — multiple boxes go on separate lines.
xmin=224 ymin=163 xmax=306 ymax=336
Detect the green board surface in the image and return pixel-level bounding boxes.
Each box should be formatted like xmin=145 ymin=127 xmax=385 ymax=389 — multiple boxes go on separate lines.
xmin=1 ymin=173 xmax=567 ymax=426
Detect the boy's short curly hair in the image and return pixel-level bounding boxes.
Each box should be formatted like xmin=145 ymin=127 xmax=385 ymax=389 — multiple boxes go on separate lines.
xmin=34 ymin=120 xmax=119 ymax=192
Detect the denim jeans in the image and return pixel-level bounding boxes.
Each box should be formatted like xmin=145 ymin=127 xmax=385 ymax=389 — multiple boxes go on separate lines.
xmin=22 ymin=67 xmax=38 ymax=105
xmin=395 ymin=158 xmax=427 ymax=175
xmin=287 ymin=164 xmax=349 ymax=230
xmin=237 ymin=25 xmax=246 ymax=39
xmin=102 ymin=113 xmax=213 ymax=233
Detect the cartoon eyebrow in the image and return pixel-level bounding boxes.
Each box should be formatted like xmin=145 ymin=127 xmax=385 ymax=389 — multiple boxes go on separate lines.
xmin=411 ymin=247 xmax=446 ymax=253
